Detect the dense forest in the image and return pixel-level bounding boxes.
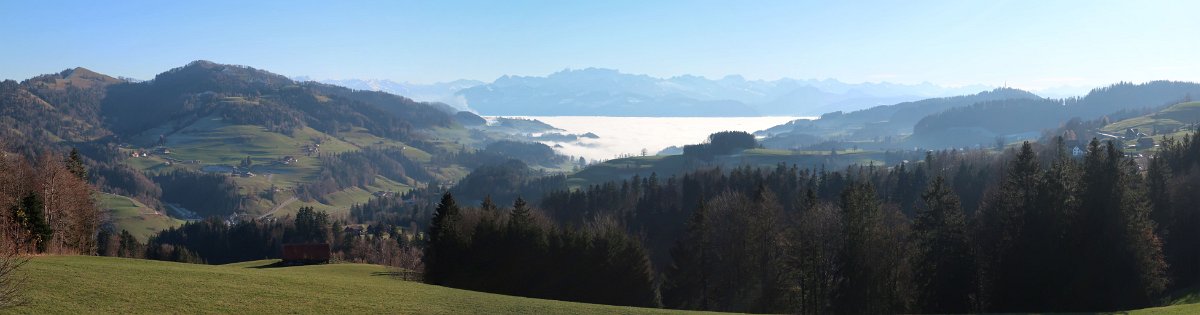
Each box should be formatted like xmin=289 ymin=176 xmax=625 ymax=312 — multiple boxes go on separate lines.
xmin=423 ymin=194 xmax=658 ymax=307
xmin=154 ymin=170 xmax=242 ymax=217
xmin=683 ymin=131 xmax=759 ymax=160
xmin=414 ymin=133 xmax=1200 ymax=313
xmin=436 ymin=140 xmax=566 ymax=169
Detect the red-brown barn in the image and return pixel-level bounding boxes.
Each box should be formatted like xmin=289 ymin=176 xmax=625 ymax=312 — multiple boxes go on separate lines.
xmin=281 ymin=243 xmax=330 ymax=265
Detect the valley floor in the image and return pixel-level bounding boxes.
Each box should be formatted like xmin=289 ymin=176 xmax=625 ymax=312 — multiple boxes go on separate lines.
xmin=5 ymin=256 xmax=702 ymax=314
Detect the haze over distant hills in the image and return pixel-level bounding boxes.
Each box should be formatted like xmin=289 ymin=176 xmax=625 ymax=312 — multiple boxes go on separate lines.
xmin=298 ymin=77 xmax=484 ymax=110
xmin=302 ymin=68 xmax=1001 ymax=117
xmin=459 ymin=68 xmax=1001 ymax=116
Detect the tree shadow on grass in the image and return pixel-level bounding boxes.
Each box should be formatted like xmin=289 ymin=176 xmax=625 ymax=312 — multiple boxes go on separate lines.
xmin=249 ymin=261 xmax=294 ymax=269
xmin=372 ymin=270 xmax=422 ymax=281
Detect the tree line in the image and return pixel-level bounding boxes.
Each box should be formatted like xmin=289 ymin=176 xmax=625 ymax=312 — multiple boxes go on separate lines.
xmin=101 ymin=205 xmax=424 ymax=274
xmin=502 ymin=135 xmax=1200 ymax=313
xmin=423 ymin=193 xmax=658 ymax=307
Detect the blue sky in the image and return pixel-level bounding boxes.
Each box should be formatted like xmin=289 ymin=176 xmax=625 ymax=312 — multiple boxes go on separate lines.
xmin=1 ymin=1 xmax=1197 ymax=91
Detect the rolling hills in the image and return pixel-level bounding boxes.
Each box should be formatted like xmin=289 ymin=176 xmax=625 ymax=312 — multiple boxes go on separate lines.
xmin=910 ymin=81 xmax=1200 ymax=148
xmin=751 ymin=81 xmax=1200 ymax=151
xmin=0 ymin=60 xmax=515 ymax=233
xmin=1103 ymin=101 xmax=1200 ymax=136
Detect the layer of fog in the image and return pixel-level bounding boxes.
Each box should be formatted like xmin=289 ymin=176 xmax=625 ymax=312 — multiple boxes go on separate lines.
xmin=500 ymin=116 xmax=810 ymax=162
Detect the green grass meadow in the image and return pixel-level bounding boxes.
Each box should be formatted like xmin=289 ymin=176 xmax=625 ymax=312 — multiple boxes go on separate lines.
xmin=7 ymin=256 xmax=1197 ymax=314
xmin=97 ymin=193 xmax=184 ymax=242
xmin=6 ymin=256 xmax=704 ymax=314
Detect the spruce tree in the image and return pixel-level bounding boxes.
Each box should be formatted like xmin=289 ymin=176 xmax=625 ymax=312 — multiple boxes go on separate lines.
xmin=425 ymin=192 xmax=462 ymax=285
xmin=911 ymin=176 xmax=976 ymax=313
xmin=663 ymin=201 xmax=711 ymax=310
xmin=1064 ymin=140 xmax=1166 ymax=310
xmin=510 ymin=197 xmax=531 ymax=226
xmin=480 ymin=195 xmax=497 ymax=212
xmin=976 ymin=141 xmax=1043 ymax=311
xmin=66 ymin=148 xmax=87 ymax=181
xmin=11 ymin=192 xmax=52 ymax=252
xmin=834 ymin=181 xmax=904 ymax=314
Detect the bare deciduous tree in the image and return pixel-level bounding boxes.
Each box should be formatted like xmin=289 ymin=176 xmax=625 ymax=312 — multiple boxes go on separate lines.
xmin=0 ymin=221 xmax=32 ymax=309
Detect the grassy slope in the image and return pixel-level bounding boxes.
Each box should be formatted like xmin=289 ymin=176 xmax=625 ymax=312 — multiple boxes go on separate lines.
xmin=1104 ymin=102 xmax=1200 ymax=134
xmin=122 ymin=115 xmax=437 ymax=216
xmin=97 ymin=193 xmax=184 ymax=242
xmin=7 ymin=256 xmax=700 ymax=314
xmin=269 ymin=175 xmax=413 ymax=218
xmin=129 ymin=115 xmax=360 ymax=186
xmin=5 ymin=256 xmax=1198 ymax=314
xmin=1094 ymin=102 xmax=1200 ymax=154
xmin=1125 ymin=303 xmax=1200 ymax=314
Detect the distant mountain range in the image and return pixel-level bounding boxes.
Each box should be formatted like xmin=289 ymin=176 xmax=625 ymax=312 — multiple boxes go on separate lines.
xmin=300 ymin=68 xmax=996 ymax=117
xmin=456 ymin=68 xmax=995 ymax=116
xmin=296 ymin=77 xmax=484 ymax=111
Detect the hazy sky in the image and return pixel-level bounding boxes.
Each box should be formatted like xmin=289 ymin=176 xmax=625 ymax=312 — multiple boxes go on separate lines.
xmin=2 ymin=1 xmax=1197 ymax=91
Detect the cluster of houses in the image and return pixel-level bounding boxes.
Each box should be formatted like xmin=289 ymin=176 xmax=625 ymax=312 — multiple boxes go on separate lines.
xmin=126 ymin=146 xmax=201 ymax=165
xmin=230 ymin=166 xmax=255 ymax=177
xmin=1117 ymin=128 xmax=1158 ymax=150
xmin=302 ymin=143 xmax=321 ymax=156
xmin=1077 ymin=127 xmax=1159 ymax=156
xmin=127 ymin=146 xmax=172 ymax=157
xmin=371 ymin=190 xmax=397 ymax=198
xmin=162 ymin=157 xmax=201 ymax=166
xmin=276 ymin=156 xmax=299 ymax=165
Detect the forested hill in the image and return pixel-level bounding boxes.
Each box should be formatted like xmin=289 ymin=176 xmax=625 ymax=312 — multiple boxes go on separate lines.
xmin=0 ymin=61 xmax=515 ymax=232
xmin=755 ymin=81 xmax=1200 ymax=151
xmin=762 ymin=87 xmax=1039 ymax=134
xmin=0 ymin=67 xmax=125 ymax=147
xmin=757 ymin=88 xmax=1041 ymax=148
xmin=912 ymin=81 xmax=1200 ymax=147
xmin=102 ymin=60 xmax=453 ymax=141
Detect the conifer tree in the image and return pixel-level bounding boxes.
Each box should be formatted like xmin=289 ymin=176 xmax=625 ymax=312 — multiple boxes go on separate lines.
xmin=480 ymin=195 xmax=497 ymax=212
xmin=10 ymin=192 xmax=51 ymax=252
xmin=1063 ymin=140 xmax=1166 ymax=310
xmin=975 ymin=142 xmax=1042 ymax=311
xmin=911 ymin=176 xmax=976 ymax=313
xmin=510 ymin=197 xmax=531 ymax=225
xmin=834 ymin=181 xmax=905 ymax=314
xmin=663 ymin=201 xmax=711 ymax=310
xmin=424 ymin=192 xmax=462 ymax=285
xmin=65 ymin=148 xmax=87 ymax=181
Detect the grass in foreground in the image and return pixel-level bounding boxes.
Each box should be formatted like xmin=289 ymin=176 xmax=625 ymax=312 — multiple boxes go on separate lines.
xmin=1122 ymin=303 xmax=1200 ymax=315
xmin=6 ymin=256 xmax=703 ymax=314
xmin=8 ymin=256 xmax=1196 ymax=314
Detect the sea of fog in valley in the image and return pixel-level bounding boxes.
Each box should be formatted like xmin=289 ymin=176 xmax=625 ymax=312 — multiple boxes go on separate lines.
xmin=491 ymin=116 xmax=812 ymax=161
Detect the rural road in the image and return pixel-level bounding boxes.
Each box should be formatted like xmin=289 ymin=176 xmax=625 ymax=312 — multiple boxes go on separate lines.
xmin=258 ymin=197 xmax=299 ymax=220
